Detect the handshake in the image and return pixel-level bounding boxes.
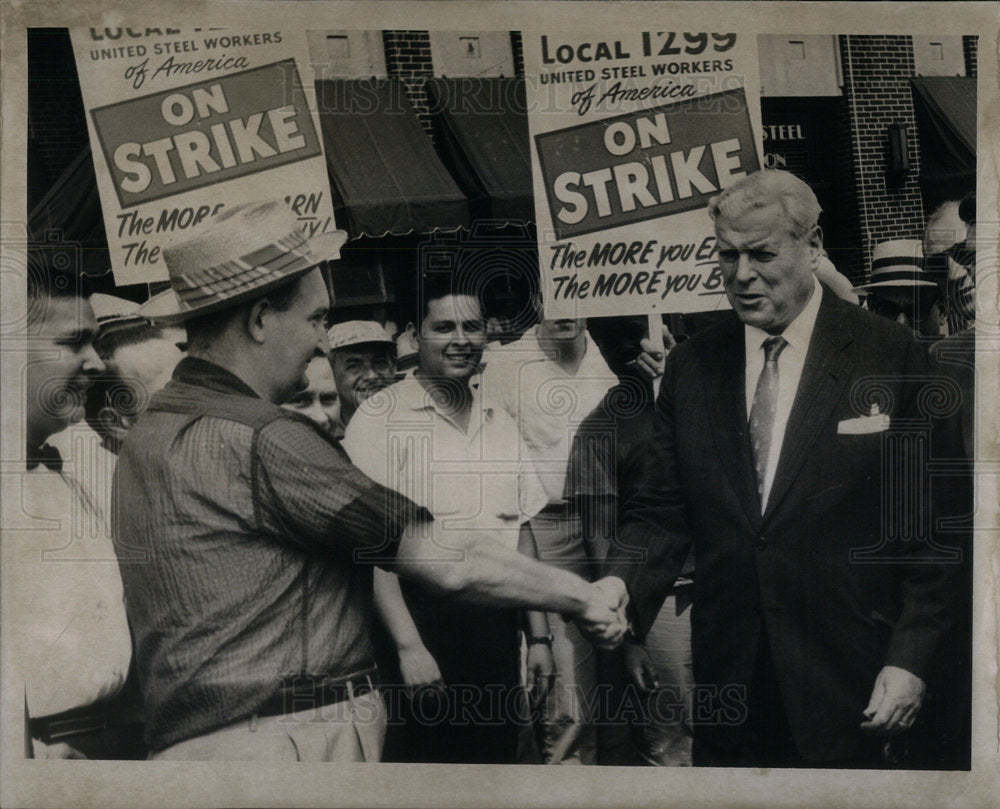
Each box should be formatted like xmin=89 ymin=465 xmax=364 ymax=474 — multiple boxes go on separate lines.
xmin=570 ymin=576 xmax=630 ymax=649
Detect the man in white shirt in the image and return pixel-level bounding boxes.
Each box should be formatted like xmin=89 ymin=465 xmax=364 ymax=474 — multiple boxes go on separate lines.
xmin=485 ymin=311 xmax=617 ymax=508
xmin=343 ymin=277 xmax=554 ymax=763
xmin=483 ymin=305 xmax=618 ymax=764
xmin=11 ymin=267 xmax=135 ymax=758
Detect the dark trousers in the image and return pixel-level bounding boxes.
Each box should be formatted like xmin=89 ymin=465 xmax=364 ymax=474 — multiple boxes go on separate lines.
xmin=693 ymin=637 xmax=881 ymax=769
xmin=376 ymin=584 xmax=525 ymax=764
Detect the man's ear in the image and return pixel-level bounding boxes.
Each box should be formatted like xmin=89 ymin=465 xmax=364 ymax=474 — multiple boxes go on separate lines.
xmin=403 ymin=321 xmax=419 ymax=349
xmin=245 ymin=299 xmax=270 ymax=344
xmin=808 ymin=226 xmax=824 ymax=270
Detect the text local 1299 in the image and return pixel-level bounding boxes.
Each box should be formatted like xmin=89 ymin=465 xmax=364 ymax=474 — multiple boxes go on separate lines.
xmin=551 ymin=112 xmax=747 ymax=227
xmin=112 ymin=83 xmax=307 ymax=194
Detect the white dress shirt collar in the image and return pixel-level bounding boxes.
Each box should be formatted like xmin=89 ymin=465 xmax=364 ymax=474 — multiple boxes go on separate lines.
xmin=744 ymin=275 xmax=824 ymax=363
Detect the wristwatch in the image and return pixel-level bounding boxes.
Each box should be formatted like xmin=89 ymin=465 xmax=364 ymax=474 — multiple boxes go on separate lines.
xmin=526 ymin=633 xmax=554 ymax=646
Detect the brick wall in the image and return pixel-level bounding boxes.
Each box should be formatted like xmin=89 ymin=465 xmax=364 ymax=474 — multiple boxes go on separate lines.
xmin=963 ymin=35 xmax=978 ymax=78
xmin=28 ymin=29 xmax=89 ymax=194
xmin=840 ymin=35 xmax=925 ymax=279
xmin=829 ymin=87 xmax=866 ymax=283
xmin=383 ymin=30 xmax=435 ymax=140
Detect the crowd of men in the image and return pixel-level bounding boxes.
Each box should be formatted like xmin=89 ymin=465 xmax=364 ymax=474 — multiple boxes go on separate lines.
xmin=16 ymin=170 xmax=973 ymax=768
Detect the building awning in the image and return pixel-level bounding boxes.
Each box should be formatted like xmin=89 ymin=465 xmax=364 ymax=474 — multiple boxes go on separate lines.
xmin=28 ymin=143 xmax=111 ymax=277
xmin=425 ymin=77 xmax=533 ymax=224
xmin=911 ymin=77 xmax=976 ymax=187
xmin=315 ymin=79 xmax=469 ymax=238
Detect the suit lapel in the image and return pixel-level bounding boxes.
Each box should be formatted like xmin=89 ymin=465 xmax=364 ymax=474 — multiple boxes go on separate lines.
xmin=763 ymin=292 xmax=855 ymax=522
xmin=702 ymin=317 xmax=762 ymax=532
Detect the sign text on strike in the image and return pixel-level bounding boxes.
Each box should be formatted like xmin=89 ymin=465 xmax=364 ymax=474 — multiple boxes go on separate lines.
xmin=90 ymin=60 xmax=323 ymax=208
xmin=113 ymin=84 xmax=305 ymax=193
xmin=534 ymin=87 xmax=759 ymax=240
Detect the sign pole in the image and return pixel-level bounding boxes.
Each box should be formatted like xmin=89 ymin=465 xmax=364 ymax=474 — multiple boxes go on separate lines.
xmin=647 ymin=312 xmax=664 ymax=399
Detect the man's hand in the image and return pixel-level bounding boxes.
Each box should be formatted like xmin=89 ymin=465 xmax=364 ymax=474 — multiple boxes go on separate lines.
xmin=624 ymin=640 xmax=659 ymax=691
xmin=631 ymin=326 xmax=677 ymax=380
xmin=594 ymin=575 xmax=629 ymax=613
xmin=860 ymin=665 xmax=926 ymax=734
xmin=397 ymin=640 xmax=444 ymax=696
xmin=573 ymin=576 xmax=629 ymax=649
xmin=525 ymin=643 xmax=556 ymax=707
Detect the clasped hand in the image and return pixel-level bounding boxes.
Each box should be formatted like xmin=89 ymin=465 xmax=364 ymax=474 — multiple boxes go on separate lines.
xmin=573 ymin=576 xmax=629 ymax=649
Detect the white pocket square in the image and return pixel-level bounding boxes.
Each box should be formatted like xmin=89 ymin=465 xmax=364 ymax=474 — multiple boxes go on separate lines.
xmin=838 ymin=413 xmax=891 ymax=434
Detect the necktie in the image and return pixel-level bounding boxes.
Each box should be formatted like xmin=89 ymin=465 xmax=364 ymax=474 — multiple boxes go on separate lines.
xmin=749 ymin=336 xmax=788 ymax=506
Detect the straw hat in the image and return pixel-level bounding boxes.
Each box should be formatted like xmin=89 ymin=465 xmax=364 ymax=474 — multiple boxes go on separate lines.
xmin=157 ymin=200 xmax=347 ymax=323
xmin=327 ymin=320 xmax=394 ymax=351
xmin=853 ymin=239 xmax=938 ymax=294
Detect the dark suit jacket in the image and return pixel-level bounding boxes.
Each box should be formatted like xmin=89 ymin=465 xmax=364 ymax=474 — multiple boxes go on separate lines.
xmin=606 ymin=290 xmax=967 ymax=762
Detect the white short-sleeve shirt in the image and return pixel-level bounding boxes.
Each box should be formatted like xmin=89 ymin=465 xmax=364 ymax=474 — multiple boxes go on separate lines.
xmin=482 ymin=328 xmax=617 ymax=503
xmin=9 ymin=423 xmax=132 ymax=718
xmin=342 ymin=375 xmax=548 ymax=548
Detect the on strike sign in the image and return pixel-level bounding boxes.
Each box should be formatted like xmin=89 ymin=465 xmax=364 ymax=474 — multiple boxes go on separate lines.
xmin=524 ymin=31 xmax=764 ymax=318
xmin=91 ymin=60 xmax=323 ymax=208
xmin=70 ymin=29 xmax=337 ymax=285
xmin=536 ymin=88 xmax=756 ymax=240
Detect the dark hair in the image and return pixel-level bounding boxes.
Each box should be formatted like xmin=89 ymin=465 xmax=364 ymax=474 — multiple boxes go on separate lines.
xmin=588 ymin=315 xmax=649 ymax=378
xmin=412 ymin=270 xmax=482 ymax=328
xmin=958 ymin=195 xmax=976 ymax=226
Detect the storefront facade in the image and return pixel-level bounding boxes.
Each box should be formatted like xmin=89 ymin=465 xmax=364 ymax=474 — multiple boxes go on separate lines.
xmin=28 ymin=29 xmax=977 ymax=304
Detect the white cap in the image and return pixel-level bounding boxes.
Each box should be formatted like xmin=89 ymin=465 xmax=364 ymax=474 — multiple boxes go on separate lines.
xmin=90 ymin=293 xmax=141 ymax=330
xmin=327 ymin=320 xmax=394 ymax=350
xmin=137 ymin=288 xmax=184 ymax=324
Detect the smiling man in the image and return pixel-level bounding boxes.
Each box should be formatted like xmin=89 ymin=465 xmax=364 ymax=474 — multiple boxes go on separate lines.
xmin=605 ymin=170 xmax=968 ymax=768
xmin=342 ymin=274 xmax=554 ymax=763
xmin=25 ymin=281 xmax=106 ymax=453
xmin=17 ymin=264 xmax=135 ymax=759
xmin=327 ymin=320 xmax=396 ymax=431
xmin=111 ymin=202 xmax=628 ymax=762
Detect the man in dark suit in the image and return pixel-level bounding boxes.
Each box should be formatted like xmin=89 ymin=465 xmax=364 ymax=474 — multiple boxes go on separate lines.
xmin=606 ymin=170 xmax=968 ymax=768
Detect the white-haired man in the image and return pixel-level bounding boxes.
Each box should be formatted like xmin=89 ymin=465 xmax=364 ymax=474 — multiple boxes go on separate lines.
xmin=606 ymin=170 xmax=968 ymax=768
